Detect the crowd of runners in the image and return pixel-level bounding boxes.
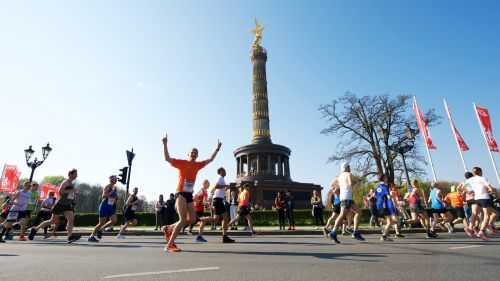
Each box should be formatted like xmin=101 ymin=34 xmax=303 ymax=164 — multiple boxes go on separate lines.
xmin=323 ymin=164 xmax=499 ymax=243
xmin=0 ymin=133 xmax=498 ymax=253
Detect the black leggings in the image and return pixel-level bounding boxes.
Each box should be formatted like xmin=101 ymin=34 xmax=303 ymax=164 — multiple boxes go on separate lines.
xmin=277 ymin=209 xmax=286 ymax=229
xmin=313 ymin=207 xmax=324 ymax=226
xmin=286 ymin=208 xmax=295 ymax=227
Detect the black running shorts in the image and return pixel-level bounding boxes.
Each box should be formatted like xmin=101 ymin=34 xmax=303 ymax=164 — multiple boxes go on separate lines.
xmin=341 ymin=200 xmax=354 ymax=209
xmin=175 ymin=192 xmax=193 ymax=204
xmin=212 ymin=198 xmax=227 ymax=216
xmin=238 ymin=206 xmax=250 ymax=217
xmin=476 ymin=199 xmax=493 ymax=208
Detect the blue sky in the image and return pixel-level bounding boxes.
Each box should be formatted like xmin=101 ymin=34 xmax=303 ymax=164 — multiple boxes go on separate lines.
xmin=1 ymin=1 xmax=499 ymax=200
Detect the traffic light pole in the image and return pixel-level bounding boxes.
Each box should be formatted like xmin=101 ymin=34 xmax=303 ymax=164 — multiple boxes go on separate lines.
xmin=126 ymin=148 xmax=135 ymax=198
xmin=126 ymin=163 xmax=132 ymax=198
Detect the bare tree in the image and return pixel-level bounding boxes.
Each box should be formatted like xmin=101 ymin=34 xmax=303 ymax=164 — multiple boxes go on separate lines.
xmin=319 ymin=93 xmax=440 ymax=183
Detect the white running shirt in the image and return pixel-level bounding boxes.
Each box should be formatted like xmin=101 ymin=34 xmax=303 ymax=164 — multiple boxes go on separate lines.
xmin=213 ymin=176 xmax=226 ymax=199
xmin=466 ymin=176 xmax=492 ymax=200
xmin=338 ymin=172 xmax=353 ymax=201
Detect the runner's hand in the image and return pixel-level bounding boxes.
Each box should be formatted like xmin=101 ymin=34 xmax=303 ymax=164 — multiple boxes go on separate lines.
xmin=162 ymin=132 xmax=168 ymax=144
xmin=216 ymin=139 xmax=222 ymax=150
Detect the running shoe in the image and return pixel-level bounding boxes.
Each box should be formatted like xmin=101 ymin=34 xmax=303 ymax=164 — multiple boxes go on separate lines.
xmin=163 ymin=227 xmax=172 ymax=242
xmin=68 ymin=234 xmax=81 ymax=244
xmin=352 ymin=231 xmax=365 ymax=241
xmin=380 ymin=235 xmax=393 ymax=242
xmin=427 ymin=231 xmax=438 ymax=239
xmin=164 ymin=244 xmax=182 ymax=253
xmin=18 ymin=235 xmax=27 ymax=241
xmin=194 ymin=235 xmax=207 ymax=243
xmin=28 ymin=228 xmax=37 ymax=241
xmin=116 ymin=234 xmax=125 ymax=239
xmin=222 ymin=235 xmax=235 ymax=243
xmin=43 ymin=233 xmax=50 ymax=239
xmin=477 ymin=231 xmax=490 ymax=241
xmin=96 ymin=230 xmax=103 ymax=239
xmin=87 ymin=236 xmax=99 ymax=243
xmin=487 ymin=224 xmax=497 ymax=235
xmin=323 ymin=227 xmax=329 ymax=238
xmin=329 ymin=231 xmax=341 ymax=244
xmin=464 ymin=226 xmax=474 ymax=238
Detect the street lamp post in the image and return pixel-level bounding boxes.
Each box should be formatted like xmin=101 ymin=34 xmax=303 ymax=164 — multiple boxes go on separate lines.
xmin=395 ymin=127 xmax=416 ymax=185
xmin=24 ymin=143 xmax=52 ymax=183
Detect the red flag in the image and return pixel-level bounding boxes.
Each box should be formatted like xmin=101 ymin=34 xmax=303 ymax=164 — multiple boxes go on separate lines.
xmin=413 ymin=98 xmax=437 ymax=150
xmin=444 ymin=102 xmax=469 ymax=151
xmin=0 ymin=165 xmax=21 ymax=193
xmin=40 ymin=183 xmax=59 ymax=199
xmin=475 ymin=105 xmax=499 ymax=152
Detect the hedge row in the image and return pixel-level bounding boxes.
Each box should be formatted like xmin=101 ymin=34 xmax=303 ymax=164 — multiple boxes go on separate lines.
xmin=74 ymin=209 xmax=373 ymax=227
xmin=73 ymin=207 xmax=490 ymax=227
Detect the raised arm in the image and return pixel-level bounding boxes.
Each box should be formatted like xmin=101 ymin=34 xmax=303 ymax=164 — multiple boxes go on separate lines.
xmin=162 ymin=133 xmax=172 ymax=163
xmin=205 ymin=139 xmax=222 ymax=164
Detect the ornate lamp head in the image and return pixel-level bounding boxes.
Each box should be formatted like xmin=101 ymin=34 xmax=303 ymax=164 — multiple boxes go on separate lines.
xmin=24 ymin=145 xmax=35 ymax=163
xmin=42 ymin=143 xmax=52 ymax=160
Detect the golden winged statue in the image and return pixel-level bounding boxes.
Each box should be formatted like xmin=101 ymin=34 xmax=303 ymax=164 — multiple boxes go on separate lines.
xmin=251 ymin=18 xmax=264 ymax=47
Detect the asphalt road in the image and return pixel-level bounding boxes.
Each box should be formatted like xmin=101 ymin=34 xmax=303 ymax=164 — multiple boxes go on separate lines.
xmin=1 ymin=233 xmax=499 ymax=281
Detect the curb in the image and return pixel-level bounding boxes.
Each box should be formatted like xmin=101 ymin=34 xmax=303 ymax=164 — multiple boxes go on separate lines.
xmin=67 ymin=227 xmax=464 ymax=237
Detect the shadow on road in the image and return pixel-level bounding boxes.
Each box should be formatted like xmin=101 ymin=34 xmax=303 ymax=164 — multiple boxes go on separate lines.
xmin=182 ymin=249 xmax=386 ymax=261
xmin=235 ymin=241 xmax=333 ymax=246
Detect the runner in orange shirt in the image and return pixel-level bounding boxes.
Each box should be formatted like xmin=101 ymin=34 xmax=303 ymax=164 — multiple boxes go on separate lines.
xmin=444 ymin=185 xmax=467 ymax=228
xmin=162 ymin=133 xmax=222 ymax=253
xmin=228 ymin=184 xmax=255 ymax=234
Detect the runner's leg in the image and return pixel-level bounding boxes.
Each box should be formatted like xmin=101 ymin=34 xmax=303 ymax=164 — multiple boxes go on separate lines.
xmin=166 ymin=196 xmax=188 ymax=248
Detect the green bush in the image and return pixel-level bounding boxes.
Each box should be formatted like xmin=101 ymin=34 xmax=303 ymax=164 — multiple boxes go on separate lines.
xmin=74 ymin=209 xmax=373 ymax=227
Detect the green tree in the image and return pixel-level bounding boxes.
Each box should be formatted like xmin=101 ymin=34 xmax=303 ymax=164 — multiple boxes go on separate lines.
xmin=319 ymin=93 xmax=441 ymax=184
xmin=41 ymin=176 xmax=65 ymax=186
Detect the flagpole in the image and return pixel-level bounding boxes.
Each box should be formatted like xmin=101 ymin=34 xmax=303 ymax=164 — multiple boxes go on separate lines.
xmin=414 ymin=96 xmax=438 ymax=183
xmin=443 ymin=99 xmax=468 ymax=172
xmin=474 ymin=103 xmax=500 ymax=184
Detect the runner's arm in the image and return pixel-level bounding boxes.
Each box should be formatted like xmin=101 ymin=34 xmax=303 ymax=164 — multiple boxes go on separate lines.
xmin=101 ymin=185 xmax=112 ymax=199
xmin=205 ymin=140 xmax=222 ymax=163
xmin=125 ymin=195 xmax=133 ymax=206
xmin=162 ymin=134 xmax=172 ymax=163
xmin=59 ymin=180 xmax=71 ymax=196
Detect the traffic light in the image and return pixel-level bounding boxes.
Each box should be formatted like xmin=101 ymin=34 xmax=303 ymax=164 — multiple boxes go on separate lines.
xmin=118 ymin=167 xmax=128 ymax=185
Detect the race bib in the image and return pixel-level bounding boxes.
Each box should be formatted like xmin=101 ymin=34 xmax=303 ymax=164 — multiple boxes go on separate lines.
xmin=67 ymin=192 xmax=75 ymax=200
xmin=131 ymin=205 xmax=137 ymax=211
xmin=108 ymin=198 xmax=116 ymax=205
xmin=6 ymin=211 xmax=18 ymax=221
xmin=183 ymin=181 xmax=194 ymax=193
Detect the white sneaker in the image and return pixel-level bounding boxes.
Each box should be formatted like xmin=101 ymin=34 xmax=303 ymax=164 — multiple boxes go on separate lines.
xmin=116 ymin=234 xmax=125 ymax=239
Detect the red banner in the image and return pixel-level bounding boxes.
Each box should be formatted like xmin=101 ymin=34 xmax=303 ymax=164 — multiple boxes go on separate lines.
xmin=413 ymin=98 xmax=437 ymax=150
xmin=475 ymin=105 xmax=499 ymax=152
xmin=40 ymin=183 xmax=59 ymax=199
xmin=0 ymin=165 xmax=21 ymax=193
xmin=445 ymin=102 xmax=469 ymax=151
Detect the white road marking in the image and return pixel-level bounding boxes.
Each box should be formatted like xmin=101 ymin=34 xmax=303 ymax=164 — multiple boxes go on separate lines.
xmin=103 ymin=266 xmax=220 ymax=279
xmin=449 ymin=245 xmax=483 ymax=250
